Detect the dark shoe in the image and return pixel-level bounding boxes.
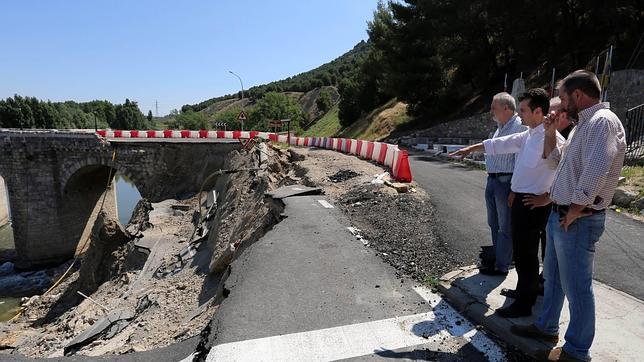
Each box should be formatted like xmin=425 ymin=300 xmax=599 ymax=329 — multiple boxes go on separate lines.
xmin=478 ymin=267 xmax=508 ymax=276
xmin=540 ymin=347 xmax=585 ymax=361
xmin=510 ymin=323 xmax=559 ymax=343
xmin=538 ymin=283 xmax=545 ymax=296
xmin=500 ymin=288 xmax=519 ymax=299
xmin=496 ymin=303 xmax=532 ymax=318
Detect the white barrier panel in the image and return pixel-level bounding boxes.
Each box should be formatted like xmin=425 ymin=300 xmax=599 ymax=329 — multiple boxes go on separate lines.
xmin=189 ymin=131 xmax=199 ymax=138
xmin=350 ymin=140 xmax=358 ymax=155
xmin=385 ymin=146 xmax=396 ymax=167
xmin=371 ymin=142 xmax=382 ymax=161
xmin=360 ymin=141 xmax=369 ymax=158
xmin=278 ymin=135 xmax=288 ymax=143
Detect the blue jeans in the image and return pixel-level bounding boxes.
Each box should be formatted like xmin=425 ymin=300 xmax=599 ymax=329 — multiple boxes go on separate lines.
xmin=535 ymin=210 xmax=606 ymax=361
xmin=484 ymin=175 xmax=513 ymax=272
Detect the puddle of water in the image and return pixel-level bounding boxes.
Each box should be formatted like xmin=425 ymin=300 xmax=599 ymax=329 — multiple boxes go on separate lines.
xmin=0 ymin=297 xmax=21 ymax=322
xmin=115 ymin=173 xmax=142 ymax=226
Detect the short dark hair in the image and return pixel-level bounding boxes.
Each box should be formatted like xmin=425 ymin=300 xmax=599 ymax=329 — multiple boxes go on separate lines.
xmin=560 ymin=70 xmax=601 ymax=99
xmin=518 ymin=88 xmax=550 ymax=115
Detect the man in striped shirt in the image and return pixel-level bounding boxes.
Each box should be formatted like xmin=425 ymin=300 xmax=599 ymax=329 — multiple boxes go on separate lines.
xmin=512 ymin=70 xmax=626 ymax=362
xmin=480 ymin=92 xmax=527 ymax=275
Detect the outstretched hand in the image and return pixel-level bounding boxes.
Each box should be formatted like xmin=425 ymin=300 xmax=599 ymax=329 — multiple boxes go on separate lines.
xmin=448 ymin=147 xmax=471 ymax=158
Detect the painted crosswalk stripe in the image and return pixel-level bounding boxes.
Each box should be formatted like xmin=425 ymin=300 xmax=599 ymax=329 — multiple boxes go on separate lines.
xmin=206 ymin=287 xmax=506 ymax=362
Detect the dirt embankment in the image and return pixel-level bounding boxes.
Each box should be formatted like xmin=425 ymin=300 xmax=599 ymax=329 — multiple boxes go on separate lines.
xmin=0 ymin=142 xmax=294 ymax=358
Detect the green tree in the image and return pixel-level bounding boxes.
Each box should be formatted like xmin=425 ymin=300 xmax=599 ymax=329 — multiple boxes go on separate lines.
xmin=113 ymin=99 xmax=148 ymax=129
xmin=249 ymin=92 xmax=306 ymax=131
xmin=167 ymin=110 xmax=210 ymax=130
xmin=316 ymin=89 xmax=333 ymax=113
xmin=147 ymin=110 xmax=153 ymax=123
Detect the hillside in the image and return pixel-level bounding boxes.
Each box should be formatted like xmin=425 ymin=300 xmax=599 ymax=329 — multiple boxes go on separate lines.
xmin=182 ymin=41 xmax=369 ymax=113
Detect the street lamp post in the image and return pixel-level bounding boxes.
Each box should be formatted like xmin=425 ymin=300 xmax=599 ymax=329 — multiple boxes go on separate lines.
xmin=228 ymin=70 xmax=245 ymax=131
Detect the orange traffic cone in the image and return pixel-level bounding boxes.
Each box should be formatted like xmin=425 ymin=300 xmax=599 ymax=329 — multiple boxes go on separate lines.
xmin=395 ymin=150 xmax=412 ymax=182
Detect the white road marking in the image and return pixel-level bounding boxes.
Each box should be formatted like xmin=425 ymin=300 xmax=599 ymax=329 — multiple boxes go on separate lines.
xmin=413 ymin=285 xmax=506 ymax=362
xmin=205 ymin=287 xmax=506 ymax=362
xmin=317 ymin=200 xmax=334 ymax=209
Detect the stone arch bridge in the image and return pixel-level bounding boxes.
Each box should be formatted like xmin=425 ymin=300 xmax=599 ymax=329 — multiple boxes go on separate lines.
xmin=0 ymin=130 xmax=241 ymax=269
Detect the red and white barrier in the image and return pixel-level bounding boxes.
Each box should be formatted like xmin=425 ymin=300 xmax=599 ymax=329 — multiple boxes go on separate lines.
xmin=95 ymin=129 xmax=412 ymax=182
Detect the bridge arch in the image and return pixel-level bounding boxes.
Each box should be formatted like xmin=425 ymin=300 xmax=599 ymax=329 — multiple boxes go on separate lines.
xmin=59 ymin=161 xmax=143 ymax=256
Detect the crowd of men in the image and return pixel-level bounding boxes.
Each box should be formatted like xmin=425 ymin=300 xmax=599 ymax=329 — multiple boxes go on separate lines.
xmin=450 ymin=70 xmax=627 ymax=362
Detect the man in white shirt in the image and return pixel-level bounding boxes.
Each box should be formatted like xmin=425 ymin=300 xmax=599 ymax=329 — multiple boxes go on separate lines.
xmin=450 ymin=88 xmax=565 ymax=317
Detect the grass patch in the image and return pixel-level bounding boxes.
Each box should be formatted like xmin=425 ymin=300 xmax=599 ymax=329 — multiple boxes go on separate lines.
xmin=621 ymin=166 xmax=644 ymax=197
xmin=301 ymin=104 xmax=341 ymax=137
xmin=422 ymin=275 xmax=441 ymax=288
xmin=339 ymin=99 xmax=410 ymax=141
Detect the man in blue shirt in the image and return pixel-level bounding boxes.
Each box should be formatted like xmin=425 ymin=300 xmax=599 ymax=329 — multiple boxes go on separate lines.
xmin=480 ymin=92 xmax=527 ymax=275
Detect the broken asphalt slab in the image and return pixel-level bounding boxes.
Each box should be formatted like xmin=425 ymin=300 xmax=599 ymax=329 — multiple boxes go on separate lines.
xmin=201 ymin=195 xmax=506 ymax=361
xmin=64 ymin=308 xmax=135 ymax=355
xmin=265 ymin=184 xmax=322 ymax=199
xmin=437 ymin=265 xmax=644 ymax=361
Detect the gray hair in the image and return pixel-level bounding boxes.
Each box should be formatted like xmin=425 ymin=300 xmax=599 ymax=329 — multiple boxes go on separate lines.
xmin=492 ymin=92 xmax=516 ymax=111
xmin=549 ymin=96 xmax=562 ymax=109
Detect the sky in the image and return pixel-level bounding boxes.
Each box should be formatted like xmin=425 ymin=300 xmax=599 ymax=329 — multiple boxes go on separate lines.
xmin=0 ymin=1 xmax=378 ymax=116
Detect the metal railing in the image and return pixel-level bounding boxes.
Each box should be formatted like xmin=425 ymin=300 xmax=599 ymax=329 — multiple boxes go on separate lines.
xmin=625 ymin=104 xmax=644 ymax=165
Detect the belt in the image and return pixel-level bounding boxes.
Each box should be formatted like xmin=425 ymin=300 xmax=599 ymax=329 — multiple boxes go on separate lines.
xmin=551 ymin=204 xmax=605 ymax=215
xmin=488 ymin=173 xmax=512 ymax=178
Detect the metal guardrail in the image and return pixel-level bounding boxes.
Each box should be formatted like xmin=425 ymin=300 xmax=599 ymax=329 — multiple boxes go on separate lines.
xmin=625 ymin=104 xmax=644 ymax=165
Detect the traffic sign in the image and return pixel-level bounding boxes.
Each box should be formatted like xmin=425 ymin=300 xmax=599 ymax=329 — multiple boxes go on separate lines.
xmin=238 ymin=110 xmax=247 ymax=121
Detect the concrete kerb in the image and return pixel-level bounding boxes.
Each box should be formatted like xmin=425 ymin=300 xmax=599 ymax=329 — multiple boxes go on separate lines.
xmin=437 ymin=264 xmax=644 ymax=361
xmin=436 ymin=267 xmax=558 ymax=358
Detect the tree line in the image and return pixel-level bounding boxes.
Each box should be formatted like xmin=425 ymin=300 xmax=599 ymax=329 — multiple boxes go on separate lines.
xmin=338 ymin=0 xmax=643 ymax=127
xmin=0 ymin=96 xmax=150 ymax=130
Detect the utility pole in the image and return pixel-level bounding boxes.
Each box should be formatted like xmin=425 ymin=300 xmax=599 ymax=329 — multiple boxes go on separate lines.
xmin=155 ymin=100 xmax=159 ymax=117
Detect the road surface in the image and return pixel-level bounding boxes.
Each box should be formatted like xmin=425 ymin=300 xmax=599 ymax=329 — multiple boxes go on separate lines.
xmin=408 ymin=153 xmax=644 ymax=300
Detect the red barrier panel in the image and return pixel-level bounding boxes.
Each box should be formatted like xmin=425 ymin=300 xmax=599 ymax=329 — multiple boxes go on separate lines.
xmin=232 ymin=131 xmax=241 ymax=139
xmin=199 ymin=129 xmax=208 ymax=138
xmin=147 ymin=130 xmax=156 ymax=138
xmin=269 ymin=133 xmax=278 ymax=142
xmin=356 ymin=140 xmax=363 ymax=156
xmin=114 ymin=130 xmax=122 ymax=138
xmin=345 ymin=139 xmax=352 ymax=153
xmin=366 ymin=142 xmax=375 ymax=160
xmin=130 ymin=130 xmax=139 ymax=138
xmin=250 ymin=131 xmax=259 ymax=139
xmin=180 ymin=130 xmax=190 ymax=138
xmin=163 ymin=130 xmax=172 ymax=138
xmin=378 ymin=143 xmax=388 ymax=164
xmin=97 ymin=130 xmax=107 ymax=137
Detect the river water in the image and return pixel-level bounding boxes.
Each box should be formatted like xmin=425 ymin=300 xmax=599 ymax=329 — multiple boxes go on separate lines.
xmin=0 ymin=173 xmax=141 ymax=321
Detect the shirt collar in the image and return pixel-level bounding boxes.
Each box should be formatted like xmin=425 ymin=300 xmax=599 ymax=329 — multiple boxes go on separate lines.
xmin=578 ymin=102 xmax=609 ymax=124
xmin=529 ymin=123 xmax=544 ymax=135
xmin=498 ymin=114 xmax=518 ymax=130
